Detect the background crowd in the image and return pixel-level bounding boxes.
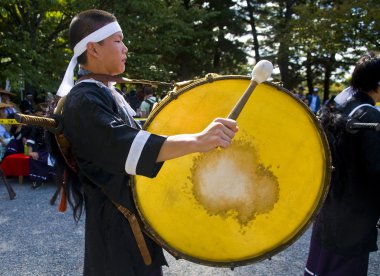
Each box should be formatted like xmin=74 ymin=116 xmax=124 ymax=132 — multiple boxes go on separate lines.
xmin=0 ymin=82 xmax=161 ymax=191
xmin=0 ymin=90 xmax=56 ymax=190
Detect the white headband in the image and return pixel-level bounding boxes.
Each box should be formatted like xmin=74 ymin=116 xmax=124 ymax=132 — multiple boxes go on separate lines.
xmin=56 ymin=21 xmax=122 ymax=96
xmin=334 ymin=86 xmax=355 ymax=106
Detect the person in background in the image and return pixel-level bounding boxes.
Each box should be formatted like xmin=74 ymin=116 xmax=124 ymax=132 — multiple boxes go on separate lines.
xmin=20 ymin=92 xmax=35 ymax=114
xmin=304 ymin=52 xmax=380 ymax=276
xmin=128 ymin=89 xmax=142 ymax=112
xmin=306 ymin=87 xmax=321 ymax=113
xmin=138 ymin=85 xmax=157 ymax=118
xmin=0 ymin=89 xmax=17 ymax=115
xmin=25 ymin=108 xmax=54 ymax=189
xmin=0 ymin=103 xmax=12 ymax=160
xmin=295 ymin=86 xmax=306 ymax=102
xmin=3 ymin=114 xmax=31 ymax=159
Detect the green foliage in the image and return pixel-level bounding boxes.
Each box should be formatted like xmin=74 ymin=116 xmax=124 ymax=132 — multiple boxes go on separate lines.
xmin=116 ymin=0 xmax=248 ymax=82
xmin=0 ymin=0 xmax=89 ymax=100
xmin=236 ymin=0 xmax=379 ymax=98
xmin=0 ymin=0 xmax=379 ymax=103
xmin=290 ymin=0 xmax=380 ymax=98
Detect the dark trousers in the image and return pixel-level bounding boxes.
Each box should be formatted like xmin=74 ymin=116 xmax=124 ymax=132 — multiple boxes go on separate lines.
xmin=304 ymin=237 xmax=369 ymax=276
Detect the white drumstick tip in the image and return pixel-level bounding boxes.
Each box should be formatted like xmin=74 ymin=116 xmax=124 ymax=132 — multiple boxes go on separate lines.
xmin=251 ymin=60 xmax=273 ymax=84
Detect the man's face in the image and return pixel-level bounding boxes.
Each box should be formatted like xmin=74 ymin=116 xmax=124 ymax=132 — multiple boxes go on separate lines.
xmin=95 ymin=31 xmax=128 ymax=76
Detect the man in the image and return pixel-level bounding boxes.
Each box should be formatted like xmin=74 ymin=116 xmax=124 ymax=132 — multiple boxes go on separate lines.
xmin=54 ymin=9 xmax=238 ymax=276
xmin=305 ymin=52 xmax=380 ymax=276
xmin=306 ymin=88 xmax=321 ymax=114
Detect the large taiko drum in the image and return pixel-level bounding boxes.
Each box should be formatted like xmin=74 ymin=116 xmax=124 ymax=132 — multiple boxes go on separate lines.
xmin=132 ymin=75 xmax=331 ymax=267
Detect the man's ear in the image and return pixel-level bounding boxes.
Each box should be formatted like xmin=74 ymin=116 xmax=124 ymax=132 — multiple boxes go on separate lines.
xmin=87 ymin=42 xmax=99 ymax=57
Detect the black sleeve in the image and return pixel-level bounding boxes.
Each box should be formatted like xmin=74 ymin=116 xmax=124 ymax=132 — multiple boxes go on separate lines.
xmin=63 ymin=84 xmax=166 ymax=177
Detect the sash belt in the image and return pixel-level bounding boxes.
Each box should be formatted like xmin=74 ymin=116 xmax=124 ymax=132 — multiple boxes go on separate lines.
xmin=112 ymin=200 xmax=152 ymax=266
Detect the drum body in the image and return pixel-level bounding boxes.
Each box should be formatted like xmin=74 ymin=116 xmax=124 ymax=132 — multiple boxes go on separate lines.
xmin=133 ymin=75 xmax=331 ymax=267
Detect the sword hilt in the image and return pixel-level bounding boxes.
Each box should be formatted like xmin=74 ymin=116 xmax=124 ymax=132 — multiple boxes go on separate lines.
xmin=14 ymin=113 xmax=62 ymax=134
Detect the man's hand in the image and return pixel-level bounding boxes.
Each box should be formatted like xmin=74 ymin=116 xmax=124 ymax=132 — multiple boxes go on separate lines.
xmin=156 ymin=118 xmax=238 ymax=162
xmin=194 ymin=118 xmax=239 ymax=151
xmin=29 ymin=152 xmax=39 ymax=160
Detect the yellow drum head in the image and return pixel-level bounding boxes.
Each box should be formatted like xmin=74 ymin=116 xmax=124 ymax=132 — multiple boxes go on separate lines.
xmin=133 ymin=76 xmax=331 ymax=267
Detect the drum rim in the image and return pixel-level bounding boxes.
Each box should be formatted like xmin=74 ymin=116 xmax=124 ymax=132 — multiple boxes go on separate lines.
xmin=132 ymin=74 xmax=332 ymax=268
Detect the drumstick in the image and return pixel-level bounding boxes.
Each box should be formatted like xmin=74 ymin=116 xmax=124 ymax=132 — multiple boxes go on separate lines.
xmin=227 ymin=60 xmax=273 ymax=120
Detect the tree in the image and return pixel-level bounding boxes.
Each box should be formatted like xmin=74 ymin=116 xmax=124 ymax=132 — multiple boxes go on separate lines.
xmin=236 ymin=0 xmax=268 ymax=62
xmin=0 ymin=0 xmax=90 ymax=100
xmin=292 ymin=0 xmax=380 ymax=100
xmin=236 ymin=0 xmax=380 ymax=98
xmin=1 ymin=0 xmax=379 ymax=103
xmin=236 ymin=0 xmax=306 ymax=88
xmin=196 ymin=0 xmax=247 ymax=76
xmin=114 ymin=0 xmax=248 ymax=82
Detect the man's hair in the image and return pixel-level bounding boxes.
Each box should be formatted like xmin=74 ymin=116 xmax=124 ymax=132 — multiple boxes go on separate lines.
xmin=69 ymin=9 xmax=117 ymax=65
xmin=351 ymin=51 xmax=380 ymax=94
xmin=141 ymin=85 xmax=154 ymax=96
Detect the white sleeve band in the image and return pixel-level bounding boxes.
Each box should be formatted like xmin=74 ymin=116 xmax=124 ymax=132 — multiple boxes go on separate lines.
xmin=26 ymin=139 xmax=35 ymax=145
xmin=125 ymin=130 xmax=151 ymax=175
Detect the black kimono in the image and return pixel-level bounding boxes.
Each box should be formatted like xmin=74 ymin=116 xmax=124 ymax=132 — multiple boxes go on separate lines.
xmin=312 ymin=92 xmax=380 ymax=256
xmin=62 ymin=80 xmax=168 ymax=276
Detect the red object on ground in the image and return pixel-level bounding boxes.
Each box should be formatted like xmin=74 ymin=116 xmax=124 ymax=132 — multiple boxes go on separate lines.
xmin=0 ymin=153 xmax=30 ymax=184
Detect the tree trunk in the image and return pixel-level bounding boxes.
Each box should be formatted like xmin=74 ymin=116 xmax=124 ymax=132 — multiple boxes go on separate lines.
xmin=276 ymin=0 xmax=296 ymax=90
xmin=277 ymin=43 xmax=292 ymax=89
xmin=322 ymin=53 xmax=335 ymax=102
xmin=246 ymin=0 xmax=260 ymax=61
xmin=323 ymin=64 xmax=331 ymax=103
xmin=177 ymin=53 xmax=192 ymax=80
xmin=306 ymin=51 xmax=313 ymax=95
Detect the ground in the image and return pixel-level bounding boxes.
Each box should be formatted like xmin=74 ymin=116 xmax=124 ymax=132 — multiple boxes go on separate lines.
xmin=0 ymin=179 xmax=379 ymax=276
